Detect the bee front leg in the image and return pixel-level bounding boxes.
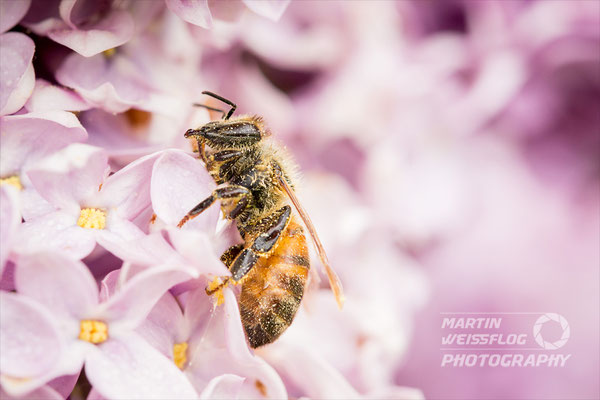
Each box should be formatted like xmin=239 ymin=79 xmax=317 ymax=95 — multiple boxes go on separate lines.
xmin=177 ymin=185 xmax=251 ymax=227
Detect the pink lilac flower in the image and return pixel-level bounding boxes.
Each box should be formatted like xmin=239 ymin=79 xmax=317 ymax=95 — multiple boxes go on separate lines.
xmin=14 ymin=144 xmax=160 ymax=259
xmin=21 ymin=0 xmax=136 ymax=57
xmin=0 ymin=110 xmax=88 ymax=219
xmin=135 ymin=287 xmax=287 ymax=398
xmin=166 ymin=0 xmax=291 ymax=29
xmin=24 ymin=78 xmax=91 ymax=113
xmin=0 ymin=32 xmax=35 ymax=116
xmin=2 ymin=250 xmax=197 ymax=397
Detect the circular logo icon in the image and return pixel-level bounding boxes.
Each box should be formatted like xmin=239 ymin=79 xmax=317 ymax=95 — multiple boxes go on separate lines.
xmin=533 ymin=313 xmax=570 ymax=350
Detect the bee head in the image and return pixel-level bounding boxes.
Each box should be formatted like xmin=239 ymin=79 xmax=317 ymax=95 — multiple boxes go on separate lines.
xmin=185 ymin=117 xmax=264 ymax=149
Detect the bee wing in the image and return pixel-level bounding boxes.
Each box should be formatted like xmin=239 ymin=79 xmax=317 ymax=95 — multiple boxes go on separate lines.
xmin=277 ymin=175 xmax=345 ymax=309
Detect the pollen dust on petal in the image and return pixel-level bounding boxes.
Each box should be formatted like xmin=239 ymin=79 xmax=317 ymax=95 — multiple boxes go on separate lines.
xmin=77 ymin=208 xmax=106 ymax=229
xmin=124 ymin=108 xmax=152 ymax=138
xmin=79 ymin=320 xmax=108 ymax=344
xmin=206 ymin=276 xmax=228 ymax=306
xmin=255 ymin=379 xmax=267 ymax=397
xmin=173 ymin=342 xmax=188 ymax=369
xmin=0 ymin=175 xmax=23 ymax=190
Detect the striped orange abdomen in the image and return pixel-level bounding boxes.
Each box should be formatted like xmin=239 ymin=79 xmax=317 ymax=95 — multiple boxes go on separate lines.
xmin=238 ymin=215 xmax=309 ymax=348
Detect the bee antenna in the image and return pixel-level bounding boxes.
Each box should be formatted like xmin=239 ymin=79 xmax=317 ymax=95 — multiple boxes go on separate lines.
xmin=201 ymin=91 xmax=237 ymax=120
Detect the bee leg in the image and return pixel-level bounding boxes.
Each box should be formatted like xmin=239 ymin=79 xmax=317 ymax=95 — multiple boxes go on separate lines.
xmin=229 ymin=206 xmax=292 ymax=282
xmin=220 ymin=244 xmax=244 ymax=268
xmin=177 ymin=185 xmax=251 ymax=227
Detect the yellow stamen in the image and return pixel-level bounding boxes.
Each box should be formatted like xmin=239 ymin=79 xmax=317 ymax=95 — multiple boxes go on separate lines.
xmin=77 ymin=208 xmax=106 ymax=229
xmin=206 ymin=276 xmax=228 ymax=306
xmin=0 ymin=175 xmax=23 ymax=190
xmin=79 ymin=320 xmax=108 ymax=344
xmin=173 ymin=342 xmax=188 ymax=369
xmin=102 ymin=48 xmax=116 ymax=58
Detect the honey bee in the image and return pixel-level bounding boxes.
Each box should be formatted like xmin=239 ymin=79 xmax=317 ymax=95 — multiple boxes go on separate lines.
xmin=178 ymin=91 xmax=344 ymax=348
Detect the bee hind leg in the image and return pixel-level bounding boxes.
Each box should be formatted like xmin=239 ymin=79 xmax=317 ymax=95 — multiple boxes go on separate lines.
xmin=228 ymin=205 xmax=292 ymax=283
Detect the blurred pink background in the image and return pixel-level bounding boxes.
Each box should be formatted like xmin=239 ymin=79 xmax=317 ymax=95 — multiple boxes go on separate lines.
xmin=203 ymin=2 xmax=599 ymax=398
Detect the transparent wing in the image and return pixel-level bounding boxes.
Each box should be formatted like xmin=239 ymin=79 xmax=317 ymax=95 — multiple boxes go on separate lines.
xmin=277 ymin=175 xmax=345 ymax=309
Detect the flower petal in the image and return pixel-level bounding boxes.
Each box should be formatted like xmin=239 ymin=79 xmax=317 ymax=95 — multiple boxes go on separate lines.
xmin=0 ymin=110 xmax=88 ymax=178
xmin=185 ymin=289 xmax=287 ymax=399
xmin=199 ymin=374 xmax=245 ymax=400
xmin=0 ymin=384 xmax=63 ymax=400
xmin=85 ymin=333 xmax=197 ymax=399
xmin=136 ymin=292 xmax=185 ymax=358
xmin=167 ymin=228 xmax=230 ymax=277
xmin=0 ymin=186 xmax=20 ymax=274
xmin=0 ymin=32 xmax=35 ymax=116
xmin=151 ymin=149 xmax=217 ymax=230
xmin=165 ymin=0 xmax=212 ymax=29
xmin=49 ymin=7 xmax=134 ymax=57
xmin=242 ymin=0 xmax=290 ymax=21
xmin=98 ymin=264 xmax=196 ymax=332
xmin=96 ymin=231 xmax=178 ymax=267
xmin=0 ymin=292 xmax=64 ymax=377
xmin=0 ymin=0 xmax=31 ymax=33
xmin=14 ymin=211 xmax=97 ymax=259
xmin=55 ymin=51 xmax=154 ymax=113
xmin=15 ymin=251 xmax=99 ymax=319
xmin=26 ymin=143 xmax=108 ymax=211
xmin=24 ymin=79 xmax=91 ymax=112
xmin=259 ymin=342 xmax=360 ymax=400
xmin=95 ymin=150 xmax=165 ymax=220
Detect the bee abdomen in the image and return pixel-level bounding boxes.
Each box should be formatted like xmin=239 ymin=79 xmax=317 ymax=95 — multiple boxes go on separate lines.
xmin=239 ymin=260 xmax=309 ymax=348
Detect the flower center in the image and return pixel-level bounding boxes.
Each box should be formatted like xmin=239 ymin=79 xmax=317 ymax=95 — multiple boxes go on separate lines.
xmin=0 ymin=175 xmax=23 ymax=190
xmin=173 ymin=342 xmax=188 ymax=369
xmin=77 ymin=208 xmax=106 ymax=229
xmin=102 ymin=48 xmax=116 ymax=58
xmin=79 ymin=320 xmax=108 ymax=344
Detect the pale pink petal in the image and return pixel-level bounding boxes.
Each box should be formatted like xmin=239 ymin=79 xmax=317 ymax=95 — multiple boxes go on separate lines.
xmin=55 ymin=52 xmax=154 ymax=113
xmin=96 ymin=231 xmax=178 ymax=267
xmin=14 ymin=211 xmax=97 ymax=259
xmin=98 ymin=264 xmax=196 ymax=332
xmin=168 ymin=229 xmax=230 ymax=277
xmin=102 ymin=212 xmax=145 ymax=239
xmin=136 ymin=292 xmax=185 ymax=358
xmin=0 ymin=292 xmax=64 ymax=377
xmin=1 ymin=340 xmax=87 ymax=397
xmin=0 ymin=186 xmax=20 ymax=274
xmin=49 ymin=9 xmax=133 ymax=57
xmin=48 ymin=373 xmax=80 ymax=399
xmin=0 ymin=0 xmax=31 ymax=33
xmin=15 ymin=251 xmax=99 ymax=319
xmin=186 ymin=289 xmax=287 ymax=399
xmin=95 ymin=150 xmax=164 ymax=220
xmin=85 ymin=333 xmax=198 ymax=399
xmin=242 ymin=0 xmax=290 ymax=21
xmin=0 ymin=32 xmax=35 ymax=116
xmin=0 ymin=110 xmax=88 ymax=177
xmin=259 ymin=342 xmax=360 ymax=400
xmin=199 ymin=374 xmax=245 ymax=400
xmin=20 ymin=187 xmax=56 ymax=221
xmin=166 ymin=0 xmax=212 ymax=29
xmin=0 ymin=384 xmax=63 ymax=400
xmin=24 ymin=79 xmax=91 ymax=112
xmin=151 ymin=149 xmax=218 ymax=230
xmin=26 ymin=143 xmax=108 ymax=211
